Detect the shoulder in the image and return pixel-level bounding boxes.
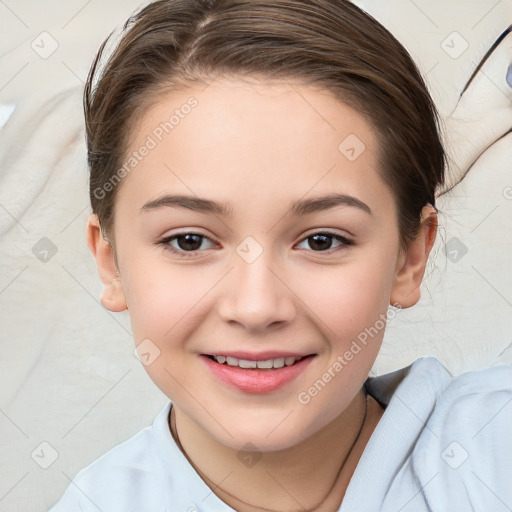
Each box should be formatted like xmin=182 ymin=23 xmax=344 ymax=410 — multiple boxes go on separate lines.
xmin=412 ymin=360 xmax=512 ymax=511
xmin=49 ymin=405 xmax=171 ymax=512
xmin=426 ymin=360 xmax=512 ymax=439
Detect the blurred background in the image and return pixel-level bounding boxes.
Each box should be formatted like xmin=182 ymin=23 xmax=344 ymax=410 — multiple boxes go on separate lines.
xmin=1 ymin=0 xmax=511 ymax=510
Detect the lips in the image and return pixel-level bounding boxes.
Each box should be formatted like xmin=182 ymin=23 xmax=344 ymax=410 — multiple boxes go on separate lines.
xmin=201 ymin=351 xmax=316 ymax=393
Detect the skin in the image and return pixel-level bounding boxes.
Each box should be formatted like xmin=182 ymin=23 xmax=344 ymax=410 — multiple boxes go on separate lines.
xmin=87 ymin=77 xmax=438 ymax=511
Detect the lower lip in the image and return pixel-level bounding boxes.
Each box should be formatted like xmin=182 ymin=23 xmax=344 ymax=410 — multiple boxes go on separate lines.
xmin=201 ymin=355 xmax=315 ymax=394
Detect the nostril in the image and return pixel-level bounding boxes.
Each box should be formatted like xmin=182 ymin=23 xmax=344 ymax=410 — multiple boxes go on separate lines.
xmin=507 ymin=63 xmax=512 ymax=89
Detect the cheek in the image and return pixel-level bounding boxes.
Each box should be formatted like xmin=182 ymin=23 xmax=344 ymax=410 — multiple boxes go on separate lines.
xmin=291 ymin=256 xmax=396 ymax=341
xmin=124 ymin=261 xmax=216 ymax=398
xmin=123 ymin=253 xmax=221 ymax=347
xmin=289 ymin=261 xmax=393 ymax=429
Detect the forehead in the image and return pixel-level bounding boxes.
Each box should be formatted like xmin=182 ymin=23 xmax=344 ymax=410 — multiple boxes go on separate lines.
xmin=117 ymin=77 xmax=393 ymax=217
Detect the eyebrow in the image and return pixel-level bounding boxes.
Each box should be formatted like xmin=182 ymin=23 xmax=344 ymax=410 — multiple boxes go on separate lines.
xmin=140 ymin=193 xmax=372 ymax=217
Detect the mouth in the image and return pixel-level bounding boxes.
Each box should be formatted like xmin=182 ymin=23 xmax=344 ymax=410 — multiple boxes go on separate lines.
xmin=201 ymin=352 xmax=316 ymax=393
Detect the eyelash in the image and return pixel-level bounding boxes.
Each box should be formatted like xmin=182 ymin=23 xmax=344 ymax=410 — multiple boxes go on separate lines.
xmin=156 ymin=231 xmax=354 ymax=259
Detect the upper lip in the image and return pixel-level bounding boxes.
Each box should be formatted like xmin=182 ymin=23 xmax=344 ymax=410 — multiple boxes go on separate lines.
xmin=202 ymin=351 xmax=315 ymax=360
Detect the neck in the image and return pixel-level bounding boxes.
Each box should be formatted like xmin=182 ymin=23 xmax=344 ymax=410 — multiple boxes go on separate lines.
xmin=170 ymin=389 xmax=384 ymax=512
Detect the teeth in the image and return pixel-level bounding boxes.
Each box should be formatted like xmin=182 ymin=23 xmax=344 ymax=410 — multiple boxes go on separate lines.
xmin=256 ymin=359 xmax=274 ymax=369
xmin=273 ymin=357 xmax=285 ymax=368
xmin=213 ymin=355 xmax=302 ymax=369
xmin=239 ymin=359 xmax=257 ymax=369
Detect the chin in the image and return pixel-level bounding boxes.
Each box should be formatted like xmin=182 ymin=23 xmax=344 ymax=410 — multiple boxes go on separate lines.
xmin=208 ymin=412 xmax=321 ymax=453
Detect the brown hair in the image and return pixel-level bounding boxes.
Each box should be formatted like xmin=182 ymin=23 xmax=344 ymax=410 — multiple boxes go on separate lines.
xmin=85 ymin=0 xmax=445 ymax=249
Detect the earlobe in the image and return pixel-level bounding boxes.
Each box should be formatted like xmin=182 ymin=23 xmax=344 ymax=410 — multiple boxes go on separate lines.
xmin=99 ymin=276 xmax=128 ymax=312
xmin=390 ymin=205 xmax=438 ymax=309
xmin=86 ymin=214 xmax=128 ymax=312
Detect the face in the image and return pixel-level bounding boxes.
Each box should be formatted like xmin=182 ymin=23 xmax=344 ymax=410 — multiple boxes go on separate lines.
xmin=90 ymin=77 xmax=427 ymax=452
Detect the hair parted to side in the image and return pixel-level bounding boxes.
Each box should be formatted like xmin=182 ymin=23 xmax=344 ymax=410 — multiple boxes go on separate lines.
xmin=84 ymin=0 xmax=446 ymax=250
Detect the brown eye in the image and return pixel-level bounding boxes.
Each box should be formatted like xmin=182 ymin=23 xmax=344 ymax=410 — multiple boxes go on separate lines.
xmin=158 ymin=232 xmax=217 ymax=258
xmin=173 ymin=234 xmax=204 ymax=251
xmin=296 ymin=232 xmax=353 ymax=253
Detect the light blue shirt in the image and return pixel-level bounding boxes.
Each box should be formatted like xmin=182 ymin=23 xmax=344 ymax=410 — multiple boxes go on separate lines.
xmin=49 ymin=357 xmax=512 ymax=511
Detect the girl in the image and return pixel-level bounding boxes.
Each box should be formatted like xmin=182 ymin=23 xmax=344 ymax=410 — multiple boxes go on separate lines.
xmin=50 ymin=0 xmax=511 ymax=510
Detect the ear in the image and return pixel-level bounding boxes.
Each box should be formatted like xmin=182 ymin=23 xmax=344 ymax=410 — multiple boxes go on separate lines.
xmin=390 ymin=205 xmax=438 ymax=309
xmin=86 ymin=214 xmax=127 ymax=312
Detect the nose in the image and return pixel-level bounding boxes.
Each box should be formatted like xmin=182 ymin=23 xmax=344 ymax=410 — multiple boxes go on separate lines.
xmin=217 ymin=250 xmax=297 ymax=333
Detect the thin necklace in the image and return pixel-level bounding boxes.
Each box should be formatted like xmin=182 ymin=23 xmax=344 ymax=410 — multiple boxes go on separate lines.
xmin=169 ymin=392 xmax=368 ymax=512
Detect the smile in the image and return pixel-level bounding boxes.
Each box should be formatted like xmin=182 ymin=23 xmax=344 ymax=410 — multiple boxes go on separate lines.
xmin=201 ymin=353 xmax=316 ymax=393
